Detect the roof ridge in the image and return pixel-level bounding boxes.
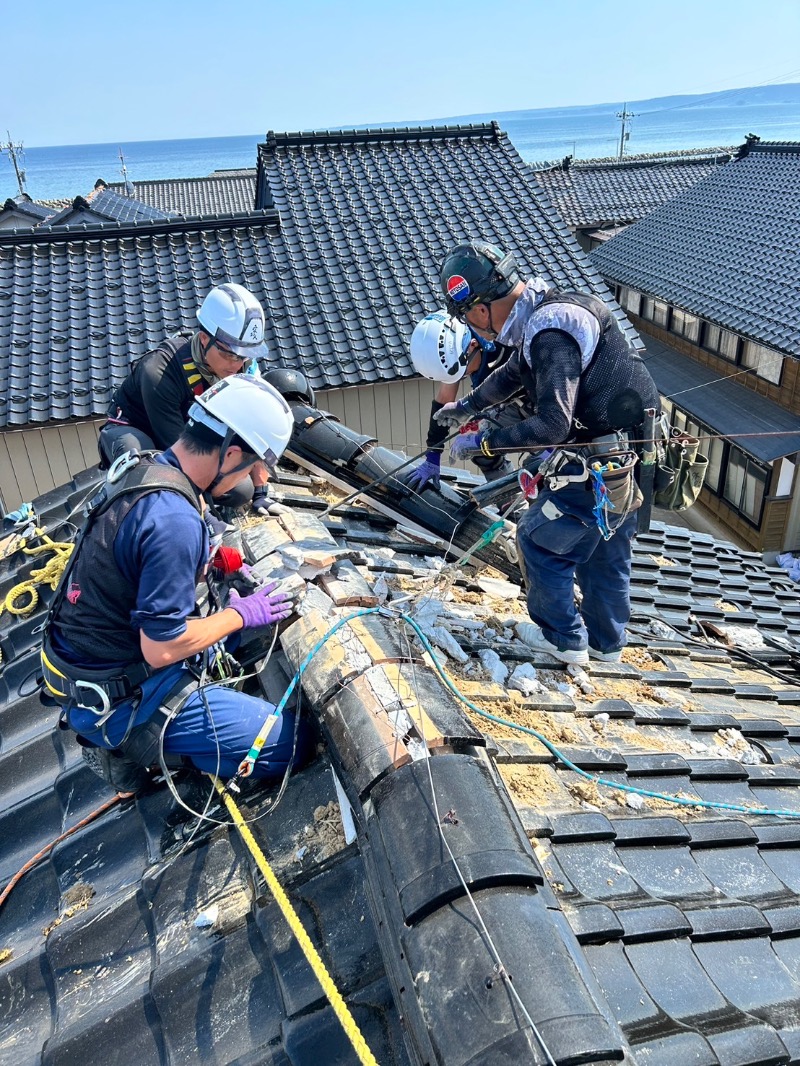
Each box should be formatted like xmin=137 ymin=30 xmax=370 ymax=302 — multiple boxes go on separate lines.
xmin=532 ymin=146 xmax=736 ymax=172
xmin=0 ymin=208 xmax=279 ymax=245
xmin=262 ymin=122 xmax=502 ymax=149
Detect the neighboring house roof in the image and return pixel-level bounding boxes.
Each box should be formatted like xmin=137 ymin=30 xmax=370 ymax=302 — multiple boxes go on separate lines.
xmin=4 ymin=421 xmax=800 ymax=1062
xmin=0 ymin=212 xmax=279 ymax=426
xmin=590 ymin=141 xmax=800 ymax=357
xmin=0 ymin=196 xmax=57 ymax=227
xmin=0 ymin=123 xmax=636 ymax=429
xmin=532 ymin=146 xmax=734 ymax=229
xmin=644 ymin=334 xmax=800 ymax=462
xmin=254 ymin=124 xmax=636 ymax=382
xmin=105 ymin=170 xmax=257 ymax=216
xmin=44 ymin=185 xmax=175 ymax=228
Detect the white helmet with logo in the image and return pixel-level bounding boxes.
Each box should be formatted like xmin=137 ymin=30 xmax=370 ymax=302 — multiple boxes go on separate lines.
xmin=409 ymin=311 xmax=473 ymax=382
xmin=197 ymin=283 xmax=268 ymax=358
xmin=188 ymin=375 xmax=293 ymax=471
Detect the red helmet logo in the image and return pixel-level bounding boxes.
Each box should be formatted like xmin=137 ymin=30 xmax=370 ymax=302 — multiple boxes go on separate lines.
xmin=447 ymin=275 xmax=471 ymax=303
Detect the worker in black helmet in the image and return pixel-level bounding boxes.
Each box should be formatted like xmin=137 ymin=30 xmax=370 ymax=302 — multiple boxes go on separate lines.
xmin=435 ymin=240 xmax=659 ymax=666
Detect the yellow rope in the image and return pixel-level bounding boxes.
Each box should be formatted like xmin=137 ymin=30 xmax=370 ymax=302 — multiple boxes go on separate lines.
xmin=212 ymin=778 xmax=380 ymax=1066
xmin=0 ymin=528 xmax=74 ymax=619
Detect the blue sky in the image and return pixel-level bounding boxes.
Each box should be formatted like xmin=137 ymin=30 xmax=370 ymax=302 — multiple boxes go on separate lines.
xmin=7 ymin=0 xmax=800 ymax=146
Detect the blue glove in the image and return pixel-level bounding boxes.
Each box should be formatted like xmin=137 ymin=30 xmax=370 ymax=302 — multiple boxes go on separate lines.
xmin=406 ymin=452 xmax=441 ymax=491
xmin=3 ymin=503 xmax=33 ymax=526
xmin=450 ymin=432 xmax=485 ymax=461
xmin=433 ymin=399 xmax=474 ymax=429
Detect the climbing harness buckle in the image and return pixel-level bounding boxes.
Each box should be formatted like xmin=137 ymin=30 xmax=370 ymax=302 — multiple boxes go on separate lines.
xmin=73 ymin=679 xmax=112 ymax=717
xmin=541 ymin=450 xmax=589 ymax=491
xmin=107 ymin=450 xmax=142 ymax=485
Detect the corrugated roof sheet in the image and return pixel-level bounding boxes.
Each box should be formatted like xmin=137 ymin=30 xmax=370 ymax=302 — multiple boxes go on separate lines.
xmin=590 ymin=141 xmax=800 ymax=356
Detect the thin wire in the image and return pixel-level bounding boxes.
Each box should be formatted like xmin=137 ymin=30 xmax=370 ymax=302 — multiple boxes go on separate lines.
xmin=396 ymin=620 xmax=556 ymax=1064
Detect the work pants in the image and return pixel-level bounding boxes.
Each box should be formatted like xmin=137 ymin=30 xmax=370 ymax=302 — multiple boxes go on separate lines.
xmin=516 ymin=479 xmax=637 ymax=654
xmin=68 ymin=661 xmax=310 ymax=780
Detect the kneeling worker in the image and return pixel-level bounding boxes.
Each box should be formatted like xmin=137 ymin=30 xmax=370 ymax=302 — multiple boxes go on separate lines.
xmin=405 ymin=312 xmax=529 ymax=491
xmin=42 ymin=375 xmax=307 ymax=792
xmin=99 ymin=283 xmax=273 ymax=514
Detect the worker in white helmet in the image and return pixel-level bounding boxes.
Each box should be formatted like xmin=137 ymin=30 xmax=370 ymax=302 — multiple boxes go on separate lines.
xmin=405 ymin=311 xmax=531 ymax=490
xmin=98 ymin=283 xmax=275 ymax=513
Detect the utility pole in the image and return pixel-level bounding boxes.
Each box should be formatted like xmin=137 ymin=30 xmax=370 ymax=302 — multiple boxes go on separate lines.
xmin=616 ymin=104 xmax=636 ymax=160
xmin=1 ymin=132 xmax=27 ymax=197
xmin=118 ymin=146 xmax=135 ymax=196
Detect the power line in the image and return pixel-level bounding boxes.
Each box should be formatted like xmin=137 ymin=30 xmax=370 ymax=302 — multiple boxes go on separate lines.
xmin=0 ymin=132 xmax=27 ymax=197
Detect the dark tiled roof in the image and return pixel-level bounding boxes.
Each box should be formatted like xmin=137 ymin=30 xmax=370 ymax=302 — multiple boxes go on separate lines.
xmin=590 ymin=141 xmax=800 ymax=357
xmin=5 ymin=413 xmax=800 ymax=1062
xmin=44 ymin=187 xmax=174 ymax=228
xmin=0 ymin=213 xmax=279 ymax=427
xmin=0 ymin=123 xmax=637 ymax=429
xmin=644 ymin=334 xmax=800 ymax=462
xmin=255 ymin=123 xmax=638 ymax=370
xmin=0 ymin=197 xmax=57 ymax=226
xmin=531 ymin=146 xmax=734 ymax=228
xmin=105 ymin=171 xmax=257 ymax=216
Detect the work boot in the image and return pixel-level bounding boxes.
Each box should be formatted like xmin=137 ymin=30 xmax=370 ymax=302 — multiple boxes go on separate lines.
xmin=516 ymin=622 xmax=589 ymax=665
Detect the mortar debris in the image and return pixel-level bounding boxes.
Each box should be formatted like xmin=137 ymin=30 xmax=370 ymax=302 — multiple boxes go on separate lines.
xmin=42 ymin=881 xmax=95 ymax=937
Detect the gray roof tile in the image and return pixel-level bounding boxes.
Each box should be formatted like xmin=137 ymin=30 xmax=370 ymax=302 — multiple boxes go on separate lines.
xmin=590 ymin=140 xmax=800 ymax=356
xmin=532 ymin=146 xmax=733 ymax=228
xmin=106 ymin=171 xmax=257 ymax=216
xmin=0 ymin=122 xmax=636 ymax=429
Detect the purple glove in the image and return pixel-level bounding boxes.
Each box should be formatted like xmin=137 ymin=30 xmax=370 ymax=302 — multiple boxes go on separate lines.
xmin=433 ymin=399 xmax=474 ymax=429
xmin=406 ymin=452 xmax=441 ymax=490
xmin=450 ymin=432 xmax=485 ymax=461
xmin=228 ymin=581 xmax=293 ymax=629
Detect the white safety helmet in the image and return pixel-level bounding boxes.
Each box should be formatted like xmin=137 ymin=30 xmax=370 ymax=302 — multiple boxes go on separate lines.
xmin=410 ymin=311 xmax=473 ymax=382
xmin=188 ymin=375 xmax=293 ymax=471
xmin=197 ymin=283 xmax=268 ymax=359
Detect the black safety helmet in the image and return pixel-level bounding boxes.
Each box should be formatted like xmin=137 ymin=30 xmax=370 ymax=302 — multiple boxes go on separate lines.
xmin=440 ymin=240 xmax=522 ymax=319
xmin=260 ymin=368 xmax=315 ymax=406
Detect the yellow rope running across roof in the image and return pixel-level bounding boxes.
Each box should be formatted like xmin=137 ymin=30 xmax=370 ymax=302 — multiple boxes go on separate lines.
xmin=211 ymin=777 xmax=380 ymax=1066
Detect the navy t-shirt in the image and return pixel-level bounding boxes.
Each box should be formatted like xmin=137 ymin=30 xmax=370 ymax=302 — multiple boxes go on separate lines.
xmin=52 ymin=450 xmax=208 ymax=665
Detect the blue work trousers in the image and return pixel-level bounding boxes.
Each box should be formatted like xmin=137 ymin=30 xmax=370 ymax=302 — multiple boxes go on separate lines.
xmin=516 ymin=481 xmax=638 ymax=654
xmin=68 ymin=661 xmax=309 ymax=779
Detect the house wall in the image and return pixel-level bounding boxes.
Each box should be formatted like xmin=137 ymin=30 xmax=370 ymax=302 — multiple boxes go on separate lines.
xmin=0 ymin=378 xmax=452 ymax=514
xmin=0 ymin=420 xmax=103 ymax=514
xmin=627 ymin=313 xmax=800 ymax=415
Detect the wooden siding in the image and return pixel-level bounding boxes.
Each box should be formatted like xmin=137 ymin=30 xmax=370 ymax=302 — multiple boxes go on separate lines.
xmin=319 ymin=378 xmax=440 ymax=456
xmin=632 ymin=316 xmax=800 ymax=414
xmin=0 ymin=421 xmax=103 ymax=513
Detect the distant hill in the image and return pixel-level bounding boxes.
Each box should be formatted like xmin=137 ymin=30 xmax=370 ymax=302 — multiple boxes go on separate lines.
xmin=391 ymin=82 xmax=800 ymax=129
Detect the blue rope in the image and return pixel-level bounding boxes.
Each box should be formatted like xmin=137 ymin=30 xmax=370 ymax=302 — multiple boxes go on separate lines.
xmin=399 ymin=613 xmax=800 ymax=820
xmin=590 ymin=463 xmax=614 ymax=540
xmin=249 ymin=605 xmax=800 ymax=819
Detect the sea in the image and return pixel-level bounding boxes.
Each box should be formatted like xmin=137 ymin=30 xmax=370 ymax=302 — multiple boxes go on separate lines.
xmin=3 ymin=86 xmax=799 ymax=202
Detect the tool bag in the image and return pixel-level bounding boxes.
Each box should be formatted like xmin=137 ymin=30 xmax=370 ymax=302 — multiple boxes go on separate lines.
xmin=653 ymin=429 xmax=709 ymax=512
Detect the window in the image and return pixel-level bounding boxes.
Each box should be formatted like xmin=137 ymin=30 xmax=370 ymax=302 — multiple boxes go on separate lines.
xmin=701 ymin=321 xmax=738 ymax=361
xmin=621 ymin=287 xmax=641 ymax=315
xmin=742 ymin=341 xmax=783 ymax=385
xmin=652 ymin=300 xmax=669 ymax=328
xmin=670 ymin=307 xmax=700 ymax=343
xmin=723 ymin=448 xmax=768 ymax=525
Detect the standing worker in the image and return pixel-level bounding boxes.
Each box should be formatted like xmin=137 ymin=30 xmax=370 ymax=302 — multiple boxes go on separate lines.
xmin=405 ymin=312 xmax=531 ymax=490
xmin=42 ymin=376 xmax=308 ymax=793
xmin=98 ymin=283 xmax=274 ymax=514
xmin=435 ymin=240 xmax=659 ymax=664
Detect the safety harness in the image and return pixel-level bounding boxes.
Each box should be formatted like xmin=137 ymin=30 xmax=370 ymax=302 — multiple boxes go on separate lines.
xmin=40 ymin=451 xmax=203 ymax=725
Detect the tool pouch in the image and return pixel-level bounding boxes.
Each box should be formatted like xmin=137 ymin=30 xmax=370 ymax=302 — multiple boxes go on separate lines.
xmin=654 ymin=431 xmax=709 ymax=511
xmin=599 ymin=453 xmax=643 ymax=514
